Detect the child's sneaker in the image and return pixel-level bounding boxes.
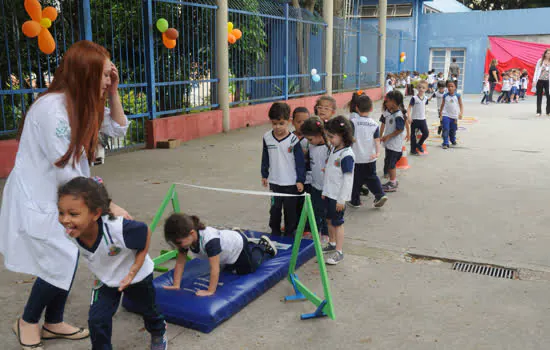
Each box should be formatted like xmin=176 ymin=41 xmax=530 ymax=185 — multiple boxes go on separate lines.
xmin=347 ymin=201 xmax=362 ymax=208
xmin=259 ymin=235 xmax=277 ymax=257
xmin=323 ymin=243 xmax=336 ymax=253
xmin=410 ymin=150 xmax=419 ymax=156
xmin=442 ymin=144 xmax=449 ymax=149
xmin=451 ymin=142 xmax=457 ymax=146
xmin=151 ymin=334 xmax=168 ymax=350
xmin=360 ymin=185 xmax=370 ymax=196
xmin=382 ymin=181 xmax=398 ymax=192
xmin=373 ymin=196 xmax=388 ymax=208
xmin=326 ymin=251 xmax=344 ymax=265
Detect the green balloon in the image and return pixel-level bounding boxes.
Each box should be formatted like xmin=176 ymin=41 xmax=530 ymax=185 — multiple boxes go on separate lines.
xmin=156 ymin=18 xmax=169 ymax=33
xmin=343 ymin=74 xmax=348 ymax=79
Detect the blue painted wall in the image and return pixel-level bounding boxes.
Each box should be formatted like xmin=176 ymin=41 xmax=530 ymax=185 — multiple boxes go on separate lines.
xmin=417 ymin=8 xmax=550 ymax=93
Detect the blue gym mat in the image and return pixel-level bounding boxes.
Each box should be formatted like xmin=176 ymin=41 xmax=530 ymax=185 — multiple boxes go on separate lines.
xmin=122 ymin=231 xmax=316 ymax=333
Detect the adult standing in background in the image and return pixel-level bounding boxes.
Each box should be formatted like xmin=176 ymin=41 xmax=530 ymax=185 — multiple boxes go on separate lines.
xmin=449 ymin=58 xmax=460 ymax=90
xmin=533 ymin=49 xmax=550 ymax=116
xmin=488 ymin=59 xmax=500 ymax=103
xmin=0 ymin=41 xmax=131 ymax=350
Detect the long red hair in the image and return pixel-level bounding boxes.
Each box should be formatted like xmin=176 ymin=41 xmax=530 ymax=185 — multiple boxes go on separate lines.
xmin=19 ymin=40 xmax=110 ymax=168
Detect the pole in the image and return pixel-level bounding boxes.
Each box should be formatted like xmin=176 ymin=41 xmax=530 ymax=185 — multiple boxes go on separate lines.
xmin=143 ymin=0 xmax=156 ymax=120
xmin=378 ymin=0 xmax=387 ymax=87
xmin=78 ymin=0 xmax=93 ymax=41
xmin=324 ymin=0 xmax=334 ymax=95
xmin=216 ymin=0 xmax=230 ymax=132
xmin=398 ymin=31 xmax=403 ymax=72
xmin=284 ymin=4 xmax=289 ymax=100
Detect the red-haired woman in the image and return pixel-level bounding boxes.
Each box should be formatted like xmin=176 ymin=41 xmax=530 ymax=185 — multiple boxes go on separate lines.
xmin=0 ymin=41 xmax=131 ymax=350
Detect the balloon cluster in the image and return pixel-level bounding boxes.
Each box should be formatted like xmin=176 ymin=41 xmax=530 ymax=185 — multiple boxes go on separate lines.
xmin=311 ymin=68 xmax=321 ymax=83
xmin=156 ymin=18 xmax=179 ymax=49
xmin=400 ymin=52 xmax=407 ymax=63
xmin=227 ymin=22 xmax=242 ymax=44
xmin=21 ymin=0 xmax=58 ymax=55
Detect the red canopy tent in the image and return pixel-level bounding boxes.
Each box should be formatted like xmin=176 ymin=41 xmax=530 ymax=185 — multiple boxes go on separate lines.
xmin=484 ymin=37 xmax=550 ymax=95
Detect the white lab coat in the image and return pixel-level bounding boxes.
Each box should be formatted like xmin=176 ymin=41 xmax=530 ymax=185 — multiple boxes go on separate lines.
xmin=0 ymin=93 xmax=128 ymax=290
xmin=532 ymin=58 xmax=550 ymax=93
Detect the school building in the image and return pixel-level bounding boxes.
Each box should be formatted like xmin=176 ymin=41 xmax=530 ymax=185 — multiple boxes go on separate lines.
xmin=359 ymin=0 xmax=550 ymax=93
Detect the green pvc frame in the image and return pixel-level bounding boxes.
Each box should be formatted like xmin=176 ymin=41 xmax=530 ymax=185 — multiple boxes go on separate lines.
xmin=151 ymin=184 xmax=181 ymax=272
xmin=285 ymin=194 xmax=336 ymax=320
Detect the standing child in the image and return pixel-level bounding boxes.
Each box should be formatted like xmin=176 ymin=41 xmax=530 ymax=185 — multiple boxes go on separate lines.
xmin=163 ymin=213 xmax=277 ymax=294
xmin=427 ymin=70 xmax=435 ymax=93
xmin=57 ymin=177 xmax=167 ymax=350
xmin=385 ymin=74 xmax=394 ymax=94
xmin=292 ymin=107 xmax=312 ymax=226
xmin=481 ymin=74 xmax=490 ymax=105
xmin=379 ymin=99 xmax=391 ymax=179
xmin=429 ymin=80 xmax=447 ymax=135
xmin=520 ymin=70 xmax=529 ymax=100
xmin=301 ymin=117 xmax=331 ymax=241
xmin=380 ymin=90 xmax=407 ymax=193
xmin=498 ymin=73 xmax=511 ymax=103
xmin=322 ymin=116 xmax=355 ymax=265
xmin=314 ymin=96 xmax=337 ymax=123
xmin=439 ymin=80 xmax=464 ymax=149
xmin=261 ymin=102 xmax=306 ymax=236
xmin=437 ymin=72 xmax=445 ymax=82
xmin=407 ymin=80 xmax=430 ymax=155
xmin=406 ymin=72 xmax=414 ymax=96
xmin=349 ymin=95 xmax=388 ymax=208
xmin=510 ymin=73 xmax=520 ymax=103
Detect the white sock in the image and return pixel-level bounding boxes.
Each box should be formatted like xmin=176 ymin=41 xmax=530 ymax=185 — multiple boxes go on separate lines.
xmin=336 ymin=250 xmax=343 ymax=254
xmin=329 ymin=242 xmax=336 ymax=247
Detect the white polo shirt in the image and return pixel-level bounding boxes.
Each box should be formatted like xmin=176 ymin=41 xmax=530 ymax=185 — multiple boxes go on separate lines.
xmin=308 ymin=143 xmax=330 ymax=191
xmin=351 ymin=116 xmax=380 ymax=164
xmin=184 ymin=226 xmax=244 ymax=266
xmin=409 ymin=95 xmax=428 ymax=121
xmin=261 ymin=131 xmax=305 ymax=186
xmin=442 ymin=93 xmax=461 ymax=119
xmin=322 ymin=146 xmax=355 ymax=203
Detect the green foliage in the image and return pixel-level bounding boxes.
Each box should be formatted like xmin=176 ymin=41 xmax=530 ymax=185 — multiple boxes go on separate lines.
xmin=462 ymin=0 xmax=548 ymax=10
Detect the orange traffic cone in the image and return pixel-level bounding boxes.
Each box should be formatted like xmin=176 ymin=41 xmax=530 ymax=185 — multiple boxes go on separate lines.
xmin=421 ymin=143 xmax=429 ymax=154
xmin=396 ymin=146 xmax=410 ymax=169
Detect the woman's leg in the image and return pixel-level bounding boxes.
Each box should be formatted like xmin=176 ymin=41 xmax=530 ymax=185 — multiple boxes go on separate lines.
xmin=489 ymin=82 xmax=496 ymax=102
xmin=544 ymin=80 xmax=550 ymax=115
xmin=536 ymin=80 xmax=544 ymax=114
xmin=19 ymin=278 xmax=60 ymax=345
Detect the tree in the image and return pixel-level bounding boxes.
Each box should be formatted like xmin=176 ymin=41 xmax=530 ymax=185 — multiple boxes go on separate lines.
xmin=462 ymin=0 xmax=548 ymax=10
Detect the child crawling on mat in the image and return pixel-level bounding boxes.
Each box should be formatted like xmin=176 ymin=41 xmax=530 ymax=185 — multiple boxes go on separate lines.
xmin=163 ymin=213 xmax=278 ymax=296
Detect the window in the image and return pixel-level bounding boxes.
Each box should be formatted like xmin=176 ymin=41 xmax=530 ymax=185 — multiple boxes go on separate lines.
xmin=358 ymin=3 xmax=413 ymax=18
xmin=423 ymin=5 xmax=441 ymax=14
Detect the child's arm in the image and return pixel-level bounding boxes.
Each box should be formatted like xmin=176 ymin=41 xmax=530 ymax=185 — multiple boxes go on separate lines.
xmin=163 ymin=250 xmax=188 ymax=290
xmin=196 ymin=255 xmax=220 ymax=297
xmin=439 ymin=99 xmax=446 ymax=120
xmin=372 ymin=137 xmax=381 ymax=160
xmin=406 ymin=104 xmax=413 ymax=123
xmin=119 ymin=227 xmax=151 ymax=292
xmin=458 ymin=96 xmax=464 ymax=119
xmin=261 ymin=138 xmax=269 ymax=187
xmin=405 ymin=118 xmax=411 ymax=141
xmin=293 ymin=143 xmax=306 ymax=193
xmin=336 ymin=156 xmax=355 ymax=212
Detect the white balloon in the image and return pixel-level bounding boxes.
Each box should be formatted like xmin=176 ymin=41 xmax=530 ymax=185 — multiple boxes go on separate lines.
xmin=311 ymin=68 xmax=318 ymax=76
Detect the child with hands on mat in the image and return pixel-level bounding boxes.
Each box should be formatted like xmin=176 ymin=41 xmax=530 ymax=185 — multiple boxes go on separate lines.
xmin=57 ymin=177 xmax=167 ymax=350
xmin=163 ymin=213 xmax=277 ymax=295
xmin=301 ymin=116 xmax=331 ymax=242
xmin=321 ymin=116 xmax=355 ymax=265
xmin=261 ymin=102 xmax=306 ymax=237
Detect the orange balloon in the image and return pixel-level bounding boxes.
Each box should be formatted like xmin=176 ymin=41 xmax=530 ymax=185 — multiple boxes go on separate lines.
xmin=228 ymin=33 xmax=236 ymax=44
xmin=38 ymin=29 xmax=55 ymax=54
xmin=42 ymin=7 xmax=58 ymax=21
xmin=231 ymin=29 xmax=242 ymax=40
xmin=24 ymin=0 xmax=42 ymax=22
xmin=162 ymin=33 xmax=176 ymax=49
xmin=165 ymin=28 xmax=179 ymax=40
xmin=22 ymin=21 xmax=42 ymax=38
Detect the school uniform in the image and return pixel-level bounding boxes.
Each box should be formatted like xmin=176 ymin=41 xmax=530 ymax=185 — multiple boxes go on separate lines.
xmin=295 ymin=134 xmax=312 ymax=228
xmin=322 ymin=147 xmax=355 ymax=226
xmin=74 ymin=216 xmax=165 ymax=349
xmin=481 ymin=80 xmax=490 ymax=104
xmin=520 ymin=76 xmax=528 ymax=98
xmin=385 ymin=79 xmax=393 ymax=94
xmin=307 ymin=142 xmax=330 ymax=236
xmin=261 ymin=131 xmax=306 ymax=236
xmin=511 ymin=79 xmax=520 ymax=97
xmin=427 ymin=74 xmax=436 ymax=90
xmin=406 ymin=76 xmax=414 ymax=96
xmin=498 ymin=79 xmax=511 ymax=103
xmin=180 ymin=227 xmax=271 ymax=274
xmin=409 ymin=95 xmax=430 ymax=153
xmin=0 ymin=93 xmax=128 ymax=324
xmin=441 ymin=92 xmax=461 ymax=146
xmin=380 ymin=110 xmax=405 ymax=171
xmin=379 ymin=111 xmax=391 ymax=175
xmin=350 ymin=116 xmax=385 ymax=205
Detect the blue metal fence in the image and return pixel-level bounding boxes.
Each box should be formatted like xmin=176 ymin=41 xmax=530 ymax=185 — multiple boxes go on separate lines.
xmin=1 ymin=0 xmax=401 ymax=146
xmin=332 ymin=17 xmax=380 ymax=93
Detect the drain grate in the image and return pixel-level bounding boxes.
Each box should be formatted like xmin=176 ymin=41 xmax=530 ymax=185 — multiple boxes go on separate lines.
xmin=452 ymin=262 xmax=517 ymax=279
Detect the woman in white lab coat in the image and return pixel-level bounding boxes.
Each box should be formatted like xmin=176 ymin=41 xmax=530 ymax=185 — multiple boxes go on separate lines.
xmin=0 ymin=41 xmax=131 ymax=350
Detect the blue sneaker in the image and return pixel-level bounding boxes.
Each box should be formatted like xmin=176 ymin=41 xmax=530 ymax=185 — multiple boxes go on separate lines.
xmin=151 ymin=334 xmax=168 ymax=350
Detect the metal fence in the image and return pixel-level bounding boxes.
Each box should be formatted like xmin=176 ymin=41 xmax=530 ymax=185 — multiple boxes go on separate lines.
xmin=332 ymin=17 xmax=380 ymax=93
xmin=1 ymin=0 xmax=405 ymax=149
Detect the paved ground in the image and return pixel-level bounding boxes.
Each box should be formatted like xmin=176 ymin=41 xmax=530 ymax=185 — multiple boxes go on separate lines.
xmin=2 ymin=95 xmax=550 ymax=349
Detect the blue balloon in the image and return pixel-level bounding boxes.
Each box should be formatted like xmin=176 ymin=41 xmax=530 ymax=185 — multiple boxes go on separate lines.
xmin=312 ymin=74 xmax=321 ymax=83
xmin=360 ymin=56 xmax=368 ymax=64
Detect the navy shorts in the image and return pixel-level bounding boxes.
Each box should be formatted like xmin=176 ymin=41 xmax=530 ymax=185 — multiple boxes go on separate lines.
xmin=385 ymin=149 xmax=402 ymax=170
xmin=324 ymin=197 xmax=345 ymax=226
